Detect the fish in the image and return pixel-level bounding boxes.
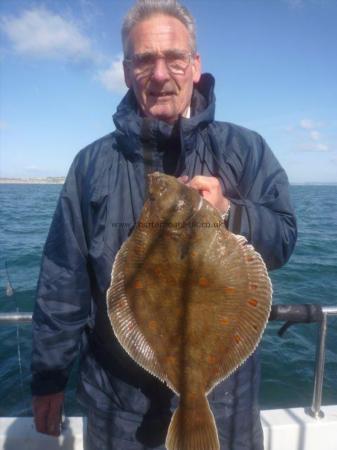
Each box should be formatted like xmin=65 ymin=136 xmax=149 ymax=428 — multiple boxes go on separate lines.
xmin=106 ymin=172 xmax=272 ymax=450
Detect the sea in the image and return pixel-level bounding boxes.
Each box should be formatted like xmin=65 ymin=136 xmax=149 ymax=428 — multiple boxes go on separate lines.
xmin=0 ymin=183 xmax=336 ymax=417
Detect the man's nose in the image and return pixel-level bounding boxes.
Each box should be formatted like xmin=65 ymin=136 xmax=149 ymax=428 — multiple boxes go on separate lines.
xmin=151 ymin=57 xmax=171 ymax=82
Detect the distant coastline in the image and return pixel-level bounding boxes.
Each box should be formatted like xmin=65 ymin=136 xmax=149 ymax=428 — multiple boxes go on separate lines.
xmin=0 ymin=177 xmax=65 ymax=184
xmin=291 ymin=182 xmax=337 ymax=186
xmin=0 ymin=177 xmax=336 ymax=186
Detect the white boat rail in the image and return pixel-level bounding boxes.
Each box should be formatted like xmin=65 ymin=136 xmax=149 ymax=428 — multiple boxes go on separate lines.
xmin=0 ymin=312 xmax=32 ymax=323
xmin=1 ymin=304 xmax=336 ymax=419
xmin=309 ymin=306 xmax=337 ymax=419
xmin=1 ymin=305 xmax=337 ymax=450
xmin=268 ymin=304 xmax=337 ymax=419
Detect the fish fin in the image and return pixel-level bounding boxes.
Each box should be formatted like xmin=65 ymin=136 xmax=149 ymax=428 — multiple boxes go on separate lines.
xmin=107 ymin=240 xmax=168 ymax=384
xmin=206 ymin=234 xmax=272 ymax=393
xmin=166 ymin=396 xmax=219 ymax=450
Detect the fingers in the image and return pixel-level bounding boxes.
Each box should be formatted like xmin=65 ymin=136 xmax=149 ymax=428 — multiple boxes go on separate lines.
xmin=187 ymin=175 xmax=220 ymax=192
xmin=33 ymin=395 xmax=49 ymax=435
xmin=33 ymin=392 xmax=64 ymax=437
xmin=177 ymin=175 xmax=219 ymax=191
xmin=47 ymin=392 xmax=64 ymax=436
xmin=187 ymin=175 xmax=229 ymax=213
xmin=176 ymin=175 xmax=229 ymax=213
xmin=177 ymin=175 xmax=189 ymax=184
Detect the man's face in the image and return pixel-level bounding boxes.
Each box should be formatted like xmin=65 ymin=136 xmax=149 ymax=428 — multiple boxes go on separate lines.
xmin=123 ymin=14 xmax=201 ymax=124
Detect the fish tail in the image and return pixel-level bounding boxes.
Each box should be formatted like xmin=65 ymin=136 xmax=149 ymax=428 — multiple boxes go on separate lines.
xmin=165 ymin=395 xmax=219 ymax=450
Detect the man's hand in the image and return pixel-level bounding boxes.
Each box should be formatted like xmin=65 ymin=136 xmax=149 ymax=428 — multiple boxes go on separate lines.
xmin=180 ymin=175 xmax=230 ymax=215
xmin=32 ymin=392 xmax=64 ymax=437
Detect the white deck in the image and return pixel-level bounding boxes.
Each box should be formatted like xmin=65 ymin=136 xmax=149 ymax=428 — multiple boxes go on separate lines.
xmin=261 ymin=406 xmax=337 ymax=450
xmin=0 ymin=406 xmax=336 ymax=450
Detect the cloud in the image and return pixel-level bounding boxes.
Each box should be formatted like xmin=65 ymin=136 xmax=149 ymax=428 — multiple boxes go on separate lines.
xmin=96 ymin=55 xmax=127 ymax=94
xmin=299 ymin=118 xmax=315 ymax=130
xmin=25 ymin=165 xmax=44 ymax=173
xmin=300 ymin=142 xmax=329 ymax=152
xmin=284 ymin=0 xmax=304 ymax=8
xmin=1 ymin=7 xmax=94 ymax=61
xmin=1 ymin=7 xmax=128 ymax=94
xmin=1 ymin=7 xmax=124 ymax=93
xmin=283 ymin=0 xmax=329 ymax=8
xmin=309 ymin=130 xmax=320 ymax=141
xmin=299 ymin=118 xmax=324 ymax=130
xmin=286 ymin=118 xmax=331 ymax=152
xmin=0 ymin=120 xmax=8 ymax=130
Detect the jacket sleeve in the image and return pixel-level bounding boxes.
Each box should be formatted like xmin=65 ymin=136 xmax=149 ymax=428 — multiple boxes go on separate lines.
xmin=31 ymin=155 xmax=91 ymax=395
xmin=227 ymin=134 xmax=297 ymax=271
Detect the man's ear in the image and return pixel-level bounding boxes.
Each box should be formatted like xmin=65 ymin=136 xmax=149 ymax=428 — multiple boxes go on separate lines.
xmin=192 ymin=53 xmax=202 ymax=84
xmin=123 ymin=61 xmax=132 ymax=88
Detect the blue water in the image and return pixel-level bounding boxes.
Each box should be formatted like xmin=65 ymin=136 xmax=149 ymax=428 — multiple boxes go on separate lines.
xmin=0 ymin=184 xmax=336 ymax=416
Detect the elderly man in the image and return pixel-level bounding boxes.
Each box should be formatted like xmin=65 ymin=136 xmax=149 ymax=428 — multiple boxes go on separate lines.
xmin=31 ymin=1 xmax=297 ymax=449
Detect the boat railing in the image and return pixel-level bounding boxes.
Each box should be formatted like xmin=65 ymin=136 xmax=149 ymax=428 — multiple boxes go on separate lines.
xmin=268 ymin=304 xmax=337 ymax=419
xmin=0 ymin=312 xmax=32 ymax=324
xmin=0 ymin=304 xmax=336 ymax=419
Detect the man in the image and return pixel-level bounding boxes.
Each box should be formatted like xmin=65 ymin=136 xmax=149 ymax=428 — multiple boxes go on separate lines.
xmin=31 ymin=1 xmax=297 ymax=449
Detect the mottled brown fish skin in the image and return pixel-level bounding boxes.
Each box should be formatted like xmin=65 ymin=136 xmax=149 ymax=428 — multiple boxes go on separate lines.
xmin=107 ymin=172 xmax=272 ymax=450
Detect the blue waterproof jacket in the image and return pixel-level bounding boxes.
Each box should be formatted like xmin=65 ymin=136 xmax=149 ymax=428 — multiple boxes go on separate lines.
xmin=31 ymin=74 xmax=297 ymax=449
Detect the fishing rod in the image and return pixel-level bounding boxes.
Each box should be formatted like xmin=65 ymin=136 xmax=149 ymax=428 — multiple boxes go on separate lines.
xmin=5 ymin=260 xmax=14 ymax=297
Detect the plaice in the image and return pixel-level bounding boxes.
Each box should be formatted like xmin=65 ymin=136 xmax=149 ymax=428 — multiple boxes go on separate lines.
xmin=107 ymin=172 xmax=272 ymax=450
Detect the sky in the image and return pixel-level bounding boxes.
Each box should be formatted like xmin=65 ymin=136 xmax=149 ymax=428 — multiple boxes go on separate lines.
xmin=0 ymin=0 xmax=336 ymax=183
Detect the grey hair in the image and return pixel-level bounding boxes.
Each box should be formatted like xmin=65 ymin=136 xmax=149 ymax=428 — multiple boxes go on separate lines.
xmin=122 ymin=0 xmax=197 ymax=57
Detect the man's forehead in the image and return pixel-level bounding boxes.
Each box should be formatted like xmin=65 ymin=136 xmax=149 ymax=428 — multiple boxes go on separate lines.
xmin=126 ymin=14 xmax=191 ymax=55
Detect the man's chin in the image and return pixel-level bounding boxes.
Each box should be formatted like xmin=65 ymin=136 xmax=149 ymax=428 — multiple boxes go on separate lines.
xmin=147 ymin=106 xmax=178 ymax=124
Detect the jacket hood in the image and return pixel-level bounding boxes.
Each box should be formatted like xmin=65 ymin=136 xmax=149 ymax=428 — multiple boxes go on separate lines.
xmin=112 ymin=73 xmax=216 ymax=159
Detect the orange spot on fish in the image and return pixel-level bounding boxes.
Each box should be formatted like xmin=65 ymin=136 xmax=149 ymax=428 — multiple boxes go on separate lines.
xmin=148 ymin=320 xmax=157 ymax=332
xmin=165 ymin=274 xmax=175 ymax=284
xmin=153 ymin=267 xmax=162 ymax=276
xmin=246 ymin=256 xmax=254 ymax=262
xmin=248 ymin=298 xmax=258 ymax=307
xmin=207 ymin=355 xmax=217 ymax=365
xmin=194 ymin=412 xmax=204 ymax=425
xmin=224 ymin=286 xmax=236 ymax=294
xmin=165 ymin=356 xmax=177 ymax=366
xmin=188 ymin=391 xmax=198 ymax=402
xmin=198 ymin=277 xmax=209 ymax=287
xmin=250 ymin=283 xmax=258 ymax=290
xmin=134 ymin=280 xmax=143 ymax=289
xmin=191 ymin=251 xmax=197 ymax=257
xmin=234 ymin=334 xmax=241 ymax=344
xmin=219 ymin=317 xmax=229 ymax=326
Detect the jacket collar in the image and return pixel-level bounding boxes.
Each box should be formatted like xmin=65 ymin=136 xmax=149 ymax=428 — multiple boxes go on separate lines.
xmin=112 ymin=73 xmax=216 ymax=158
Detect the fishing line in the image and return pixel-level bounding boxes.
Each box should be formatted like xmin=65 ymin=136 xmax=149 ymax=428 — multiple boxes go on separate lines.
xmin=15 ymin=310 xmax=25 ymax=404
xmin=4 ymin=261 xmax=26 ymax=411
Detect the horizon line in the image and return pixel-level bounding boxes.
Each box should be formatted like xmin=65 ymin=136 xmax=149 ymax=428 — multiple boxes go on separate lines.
xmin=1 ymin=177 xmax=337 ymax=186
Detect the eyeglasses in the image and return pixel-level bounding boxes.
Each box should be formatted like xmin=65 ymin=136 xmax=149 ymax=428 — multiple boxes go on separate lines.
xmin=124 ymin=50 xmax=193 ymax=76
